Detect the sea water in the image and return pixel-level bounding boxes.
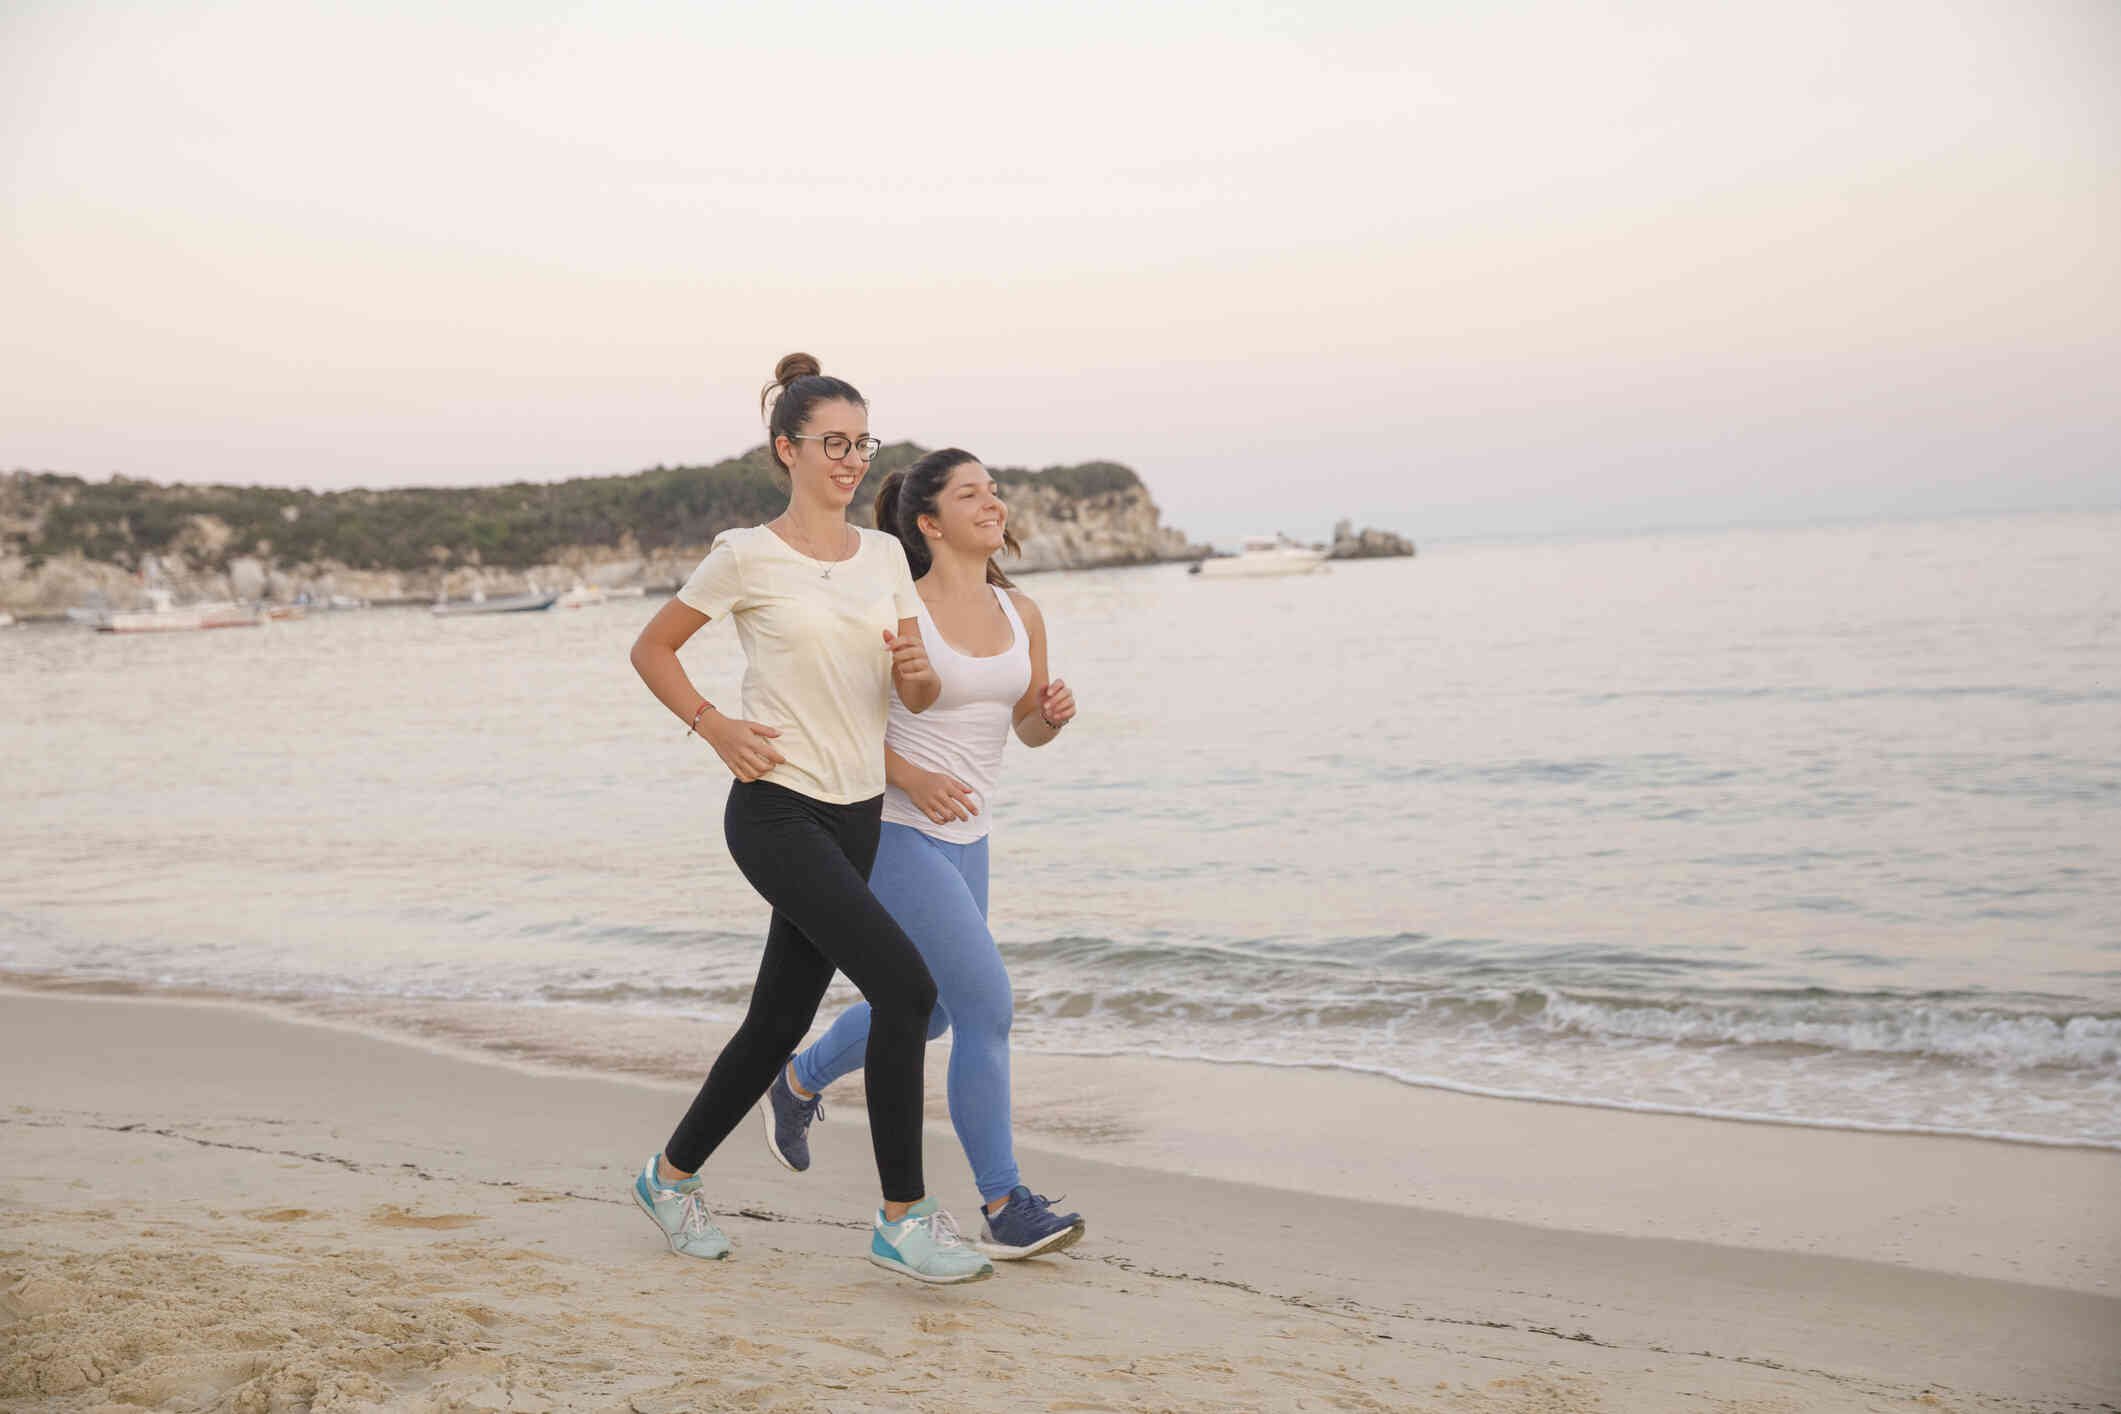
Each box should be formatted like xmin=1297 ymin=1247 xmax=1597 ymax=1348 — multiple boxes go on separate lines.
xmin=3 ymin=509 xmax=2115 ymax=1147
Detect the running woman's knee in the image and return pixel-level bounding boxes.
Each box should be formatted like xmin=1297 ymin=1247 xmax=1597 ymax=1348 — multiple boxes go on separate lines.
xmin=926 ymin=1001 xmax=953 ymax=1042
xmin=908 ymin=969 xmax=939 ymax=1024
xmin=950 ymin=960 xmax=1013 ymax=1041
xmin=871 ymin=969 xmax=938 ymax=1031
xmin=956 ymin=988 xmax=1012 ymax=1042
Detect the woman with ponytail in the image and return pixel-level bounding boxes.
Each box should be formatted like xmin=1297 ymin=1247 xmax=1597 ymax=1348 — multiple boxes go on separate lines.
xmin=624 ymin=357 xmax=993 ymax=1285
xmin=762 ymin=449 xmax=1088 ymax=1261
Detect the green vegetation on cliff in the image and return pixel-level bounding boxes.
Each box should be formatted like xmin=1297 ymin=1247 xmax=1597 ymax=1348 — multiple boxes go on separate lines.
xmin=0 ymin=448 xmax=1145 ymax=574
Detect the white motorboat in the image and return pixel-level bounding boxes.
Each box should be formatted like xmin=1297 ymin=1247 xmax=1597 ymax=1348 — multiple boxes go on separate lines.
xmin=1190 ymin=536 xmax=1330 ymax=579
xmin=554 ymin=583 xmax=605 ymax=610
xmin=94 ymin=590 xmax=264 ymax=633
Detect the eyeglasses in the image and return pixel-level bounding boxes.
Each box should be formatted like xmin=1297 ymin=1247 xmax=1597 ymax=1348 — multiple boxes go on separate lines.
xmin=789 ymin=433 xmax=881 ymax=461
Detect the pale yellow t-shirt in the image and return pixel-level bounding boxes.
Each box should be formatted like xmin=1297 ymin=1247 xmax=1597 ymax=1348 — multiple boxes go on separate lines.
xmin=677 ymin=524 xmax=923 ymax=804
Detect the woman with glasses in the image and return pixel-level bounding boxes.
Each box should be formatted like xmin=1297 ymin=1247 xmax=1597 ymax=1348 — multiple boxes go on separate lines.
xmin=624 ymin=353 xmax=993 ymax=1285
xmin=760 ymin=448 xmax=1087 ymax=1261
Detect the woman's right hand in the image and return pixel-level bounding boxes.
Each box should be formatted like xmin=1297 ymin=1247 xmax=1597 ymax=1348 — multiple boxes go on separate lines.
xmin=904 ymin=767 xmax=979 ymax=825
xmin=700 ymin=712 xmax=787 ymax=782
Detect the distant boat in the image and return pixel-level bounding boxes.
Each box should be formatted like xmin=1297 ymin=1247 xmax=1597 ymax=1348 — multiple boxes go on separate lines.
xmin=94 ymin=590 xmax=264 ymax=633
xmin=295 ymin=591 xmax=367 ymax=611
xmin=0 ymin=611 xmax=14 ymax=628
xmin=431 ymin=589 xmax=560 ymax=617
xmin=554 ymin=584 xmax=605 ymax=610
xmin=1190 ymin=535 xmax=1330 ymax=579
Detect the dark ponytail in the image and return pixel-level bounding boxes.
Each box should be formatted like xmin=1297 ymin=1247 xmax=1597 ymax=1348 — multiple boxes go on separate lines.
xmin=760 ymin=351 xmax=866 ymax=474
xmin=874 ymin=448 xmax=1020 ymax=589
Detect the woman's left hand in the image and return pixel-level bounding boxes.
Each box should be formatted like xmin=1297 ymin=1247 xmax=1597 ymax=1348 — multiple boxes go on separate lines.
xmin=1039 ymin=678 xmax=1076 ymax=729
xmin=884 ymin=628 xmax=938 ymax=694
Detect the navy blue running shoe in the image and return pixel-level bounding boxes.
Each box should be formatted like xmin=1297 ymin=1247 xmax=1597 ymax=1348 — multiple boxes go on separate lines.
xmin=759 ymin=1058 xmax=824 ymax=1173
xmin=973 ymin=1186 xmax=1085 ymax=1259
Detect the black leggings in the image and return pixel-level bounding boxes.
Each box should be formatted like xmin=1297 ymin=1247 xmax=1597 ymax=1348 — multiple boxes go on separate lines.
xmin=663 ymin=779 xmax=938 ymax=1202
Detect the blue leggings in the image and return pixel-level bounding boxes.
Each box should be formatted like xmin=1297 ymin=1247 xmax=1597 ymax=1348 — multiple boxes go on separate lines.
xmin=793 ymin=823 xmax=1019 ymax=1202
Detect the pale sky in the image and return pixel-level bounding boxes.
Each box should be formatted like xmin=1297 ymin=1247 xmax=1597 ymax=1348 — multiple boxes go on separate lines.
xmin=4 ymin=0 xmax=2116 ymax=541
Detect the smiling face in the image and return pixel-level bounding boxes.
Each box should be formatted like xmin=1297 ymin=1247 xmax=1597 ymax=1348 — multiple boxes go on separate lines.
xmin=919 ymin=460 xmax=1007 ymax=556
xmin=775 ymin=398 xmax=872 ymax=510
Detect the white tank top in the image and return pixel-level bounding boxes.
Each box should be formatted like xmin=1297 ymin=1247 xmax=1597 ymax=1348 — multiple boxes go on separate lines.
xmin=880 ymin=585 xmax=1033 ymax=843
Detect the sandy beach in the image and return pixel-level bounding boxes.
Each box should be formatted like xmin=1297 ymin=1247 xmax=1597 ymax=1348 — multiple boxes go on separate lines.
xmin=2 ymin=988 xmax=2115 ymax=1413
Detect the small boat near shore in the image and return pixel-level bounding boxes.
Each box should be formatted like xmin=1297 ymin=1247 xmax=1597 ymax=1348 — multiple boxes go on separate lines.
xmin=1190 ymin=535 xmax=1330 ymax=579
xmin=431 ymin=589 xmax=561 ymax=617
xmin=94 ymin=590 xmax=265 ymax=633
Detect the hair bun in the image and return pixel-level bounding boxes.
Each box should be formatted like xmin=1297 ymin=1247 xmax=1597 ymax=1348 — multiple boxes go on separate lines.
xmin=761 ymin=352 xmax=825 ymax=422
xmin=773 ymin=352 xmax=822 ymax=385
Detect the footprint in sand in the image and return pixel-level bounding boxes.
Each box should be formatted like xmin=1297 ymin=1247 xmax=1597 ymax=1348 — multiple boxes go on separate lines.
xmin=366 ymin=1205 xmax=486 ymax=1230
xmin=242 ymin=1208 xmax=316 ymax=1223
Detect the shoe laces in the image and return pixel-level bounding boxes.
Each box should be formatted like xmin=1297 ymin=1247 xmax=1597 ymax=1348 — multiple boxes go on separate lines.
xmin=921 ymin=1207 xmax=971 ymax=1248
xmin=1015 ymin=1189 xmax=1063 ymax=1214
xmin=675 ymin=1188 xmax=717 ymax=1238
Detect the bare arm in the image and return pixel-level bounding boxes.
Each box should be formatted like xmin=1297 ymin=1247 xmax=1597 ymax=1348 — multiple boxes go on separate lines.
xmin=885 ymin=617 xmax=941 ymax=714
xmin=1009 ymin=592 xmax=1076 ymax=748
xmin=887 ymin=745 xmax=978 ymax=825
xmin=631 ymin=597 xmax=713 ymax=725
xmin=883 ymin=746 xmax=928 ymax=795
xmin=631 ymin=598 xmax=786 ymax=781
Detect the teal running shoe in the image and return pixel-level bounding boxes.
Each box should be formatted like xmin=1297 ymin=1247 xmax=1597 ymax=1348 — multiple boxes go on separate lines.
xmin=630 ymin=1154 xmax=730 ymax=1260
xmin=868 ymin=1198 xmax=994 ymax=1285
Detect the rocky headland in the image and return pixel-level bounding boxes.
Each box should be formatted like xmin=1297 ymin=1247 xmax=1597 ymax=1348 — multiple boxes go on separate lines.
xmin=1328 ymin=518 xmax=1417 ymax=559
xmin=0 ymin=447 xmax=1214 ymax=615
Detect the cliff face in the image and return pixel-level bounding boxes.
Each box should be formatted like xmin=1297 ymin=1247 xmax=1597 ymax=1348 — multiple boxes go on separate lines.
xmin=0 ymin=460 xmax=1208 ymax=613
xmin=1328 ymin=519 xmax=1417 ymax=559
xmin=993 ymin=478 xmax=1202 ymax=575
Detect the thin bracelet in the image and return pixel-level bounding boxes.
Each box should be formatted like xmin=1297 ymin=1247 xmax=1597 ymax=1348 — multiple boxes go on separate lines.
xmin=685 ymin=699 xmax=714 ymax=738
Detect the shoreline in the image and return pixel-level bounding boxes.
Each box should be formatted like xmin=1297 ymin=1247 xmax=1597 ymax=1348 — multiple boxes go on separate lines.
xmin=1019 ymin=1041 xmax=2121 ymax=1155
xmin=5 ymin=977 xmax=2116 ymax=1296
xmin=3 ymin=988 xmax=2116 ymax=1411
xmin=4 ymin=967 xmax=2115 ymax=1156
